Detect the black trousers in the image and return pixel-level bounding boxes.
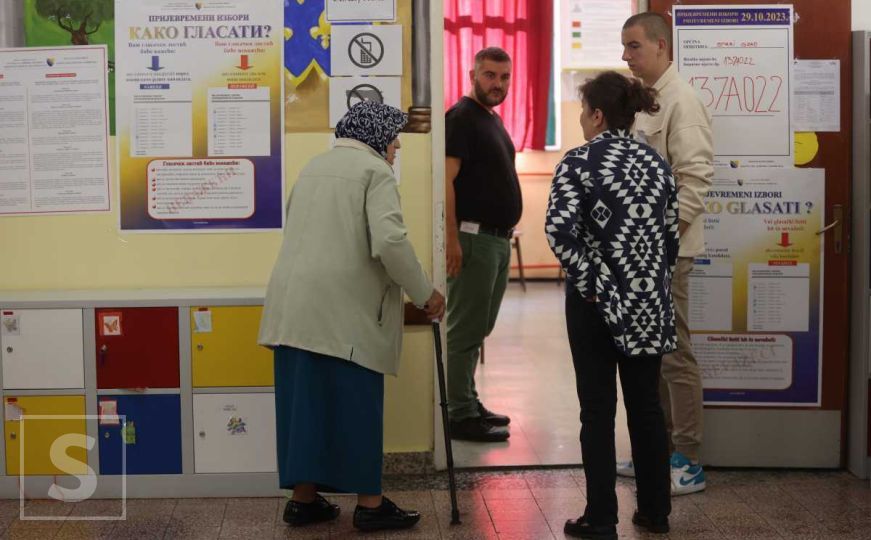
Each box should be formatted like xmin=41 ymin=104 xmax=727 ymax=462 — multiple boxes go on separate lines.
xmin=566 ymin=290 xmax=671 ymax=525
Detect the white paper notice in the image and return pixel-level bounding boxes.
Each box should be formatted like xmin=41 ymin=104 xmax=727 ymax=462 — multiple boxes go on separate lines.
xmin=193 ymin=310 xmax=213 ymax=333
xmin=147 ymin=158 xmax=255 ymax=220
xmin=674 ymin=5 xmax=794 ymax=168
xmin=4 ymin=400 xmax=23 ymax=422
xmin=561 ymin=0 xmax=634 ymax=70
xmin=329 ymin=76 xmax=401 ymax=127
xmin=694 ymin=333 xmax=792 ymax=390
xmin=208 ymin=86 xmax=271 ymax=157
xmin=0 ymin=46 xmax=110 ymax=215
xmin=793 ymin=60 xmax=840 ymax=132
xmin=331 ymin=25 xmax=403 ymax=76
xmin=131 ymin=82 xmax=192 ymax=158
xmin=326 ymin=0 xmax=396 ymax=22
xmin=99 ymin=400 xmax=120 ymax=425
xmin=747 ymin=263 xmax=810 ymax=332
xmin=689 ymin=262 xmax=733 ymax=331
xmin=1 ymin=311 xmax=20 ymax=336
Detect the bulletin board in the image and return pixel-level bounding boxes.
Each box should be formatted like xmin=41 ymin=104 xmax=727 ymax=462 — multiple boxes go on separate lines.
xmin=651 ymin=0 xmax=851 ymax=429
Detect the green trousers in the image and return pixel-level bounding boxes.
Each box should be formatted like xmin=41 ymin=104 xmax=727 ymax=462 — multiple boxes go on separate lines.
xmin=446 ymin=231 xmax=511 ymax=420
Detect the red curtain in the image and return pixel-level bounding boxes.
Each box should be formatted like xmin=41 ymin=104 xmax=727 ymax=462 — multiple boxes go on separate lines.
xmin=444 ymin=1 xmax=553 ymax=151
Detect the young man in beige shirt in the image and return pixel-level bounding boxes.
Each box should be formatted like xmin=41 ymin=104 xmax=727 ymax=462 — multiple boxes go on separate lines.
xmin=618 ymin=12 xmax=713 ymax=496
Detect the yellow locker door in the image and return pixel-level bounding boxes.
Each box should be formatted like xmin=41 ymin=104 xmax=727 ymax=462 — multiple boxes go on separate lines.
xmin=190 ymin=306 xmax=274 ymax=387
xmin=5 ymin=395 xmax=88 ymax=475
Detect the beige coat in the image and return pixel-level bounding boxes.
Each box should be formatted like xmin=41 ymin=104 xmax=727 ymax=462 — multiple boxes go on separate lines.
xmin=258 ymin=138 xmax=432 ymax=376
xmin=635 ymin=63 xmax=714 ymax=258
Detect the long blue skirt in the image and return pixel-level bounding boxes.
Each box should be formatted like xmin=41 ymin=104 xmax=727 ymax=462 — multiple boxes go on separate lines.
xmin=274 ymin=345 xmax=384 ymax=494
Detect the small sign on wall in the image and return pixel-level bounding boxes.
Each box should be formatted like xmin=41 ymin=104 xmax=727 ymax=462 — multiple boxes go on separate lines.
xmin=331 ymin=25 xmax=403 ymax=76
xmin=329 ymin=77 xmax=401 ymax=127
xmin=326 ymin=0 xmax=396 ymax=22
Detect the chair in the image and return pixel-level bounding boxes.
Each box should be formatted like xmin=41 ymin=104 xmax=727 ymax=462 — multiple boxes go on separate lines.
xmin=512 ymin=229 xmax=526 ymax=292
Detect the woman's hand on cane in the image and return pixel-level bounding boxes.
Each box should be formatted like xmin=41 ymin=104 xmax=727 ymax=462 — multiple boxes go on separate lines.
xmin=424 ymin=289 xmax=446 ymax=321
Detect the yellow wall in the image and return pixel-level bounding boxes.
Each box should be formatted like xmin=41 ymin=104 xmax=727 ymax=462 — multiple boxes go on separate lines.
xmin=0 ymin=132 xmax=436 ymax=453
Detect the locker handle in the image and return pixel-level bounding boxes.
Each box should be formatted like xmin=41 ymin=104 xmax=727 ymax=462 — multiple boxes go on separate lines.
xmin=9 ymin=432 xmax=15 ymax=440
xmin=5 ymin=346 xmax=11 ymax=353
xmin=99 ymin=344 xmax=108 ymax=363
xmin=199 ymin=431 xmax=206 ymax=438
xmin=196 ymin=344 xmax=204 ymax=351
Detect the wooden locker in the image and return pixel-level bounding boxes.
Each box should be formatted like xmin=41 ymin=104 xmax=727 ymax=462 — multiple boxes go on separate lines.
xmin=5 ymin=395 xmax=87 ymax=476
xmin=98 ymin=394 xmax=182 ymax=475
xmin=95 ymin=307 xmax=180 ymax=389
xmin=1 ymin=309 xmax=84 ymax=389
xmin=190 ymin=306 xmax=273 ymax=387
xmin=192 ymin=393 xmax=276 ymax=473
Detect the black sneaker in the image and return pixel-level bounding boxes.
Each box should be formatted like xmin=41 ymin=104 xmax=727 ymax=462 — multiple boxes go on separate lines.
xmin=477 ymin=401 xmax=510 ymax=426
xmin=353 ymin=496 xmax=421 ymax=531
xmin=632 ymin=511 xmax=669 ymax=533
xmin=282 ymin=494 xmax=340 ymax=526
xmin=564 ymin=515 xmax=617 ymax=539
xmin=450 ymin=416 xmax=509 ymax=442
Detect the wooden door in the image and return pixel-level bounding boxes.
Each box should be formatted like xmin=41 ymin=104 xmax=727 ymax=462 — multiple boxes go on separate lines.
xmin=650 ymin=0 xmax=852 ymax=466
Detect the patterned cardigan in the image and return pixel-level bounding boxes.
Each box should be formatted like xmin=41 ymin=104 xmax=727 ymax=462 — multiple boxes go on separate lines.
xmin=546 ymin=129 xmax=679 ymax=357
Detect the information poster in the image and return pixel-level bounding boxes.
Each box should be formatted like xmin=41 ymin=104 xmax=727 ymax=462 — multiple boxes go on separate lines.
xmin=692 ymin=168 xmax=824 ymax=406
xmin=115 ymin=0 xmax=284 ymax=232
xmin=561 ymin=0 xmax=634 ymax=70
xmin=0 ymin=46 xmax=111 ymax=215
xmin=673 ymin=5 xmax=794 ymax=168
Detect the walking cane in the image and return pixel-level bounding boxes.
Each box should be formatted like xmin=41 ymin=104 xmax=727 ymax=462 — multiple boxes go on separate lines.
xmin=432 ymin=321 xmax=461 ymax=525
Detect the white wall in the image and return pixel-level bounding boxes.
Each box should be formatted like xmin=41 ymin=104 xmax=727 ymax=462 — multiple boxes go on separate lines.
xmin=854 ymin=0 xmax=871 ymax=30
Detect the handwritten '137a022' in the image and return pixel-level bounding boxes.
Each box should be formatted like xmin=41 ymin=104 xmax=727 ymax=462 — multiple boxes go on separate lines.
xmin=689 ymin=75 xmax=783 ymax=114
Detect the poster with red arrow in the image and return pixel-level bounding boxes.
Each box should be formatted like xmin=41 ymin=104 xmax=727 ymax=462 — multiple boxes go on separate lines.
xmin=115 ymin=0 xmax=284 ymax=232
xmin=689 ymin=167 xmax=825 ymax=406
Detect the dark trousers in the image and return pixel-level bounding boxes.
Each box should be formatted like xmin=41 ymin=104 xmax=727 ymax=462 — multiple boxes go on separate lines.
xmin=566 ymin=290 xmax=671 ymax=525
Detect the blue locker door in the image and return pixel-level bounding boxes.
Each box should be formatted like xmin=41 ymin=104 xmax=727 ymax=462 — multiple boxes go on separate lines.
xmin=98 ymin=395 xmax=182 ymax=474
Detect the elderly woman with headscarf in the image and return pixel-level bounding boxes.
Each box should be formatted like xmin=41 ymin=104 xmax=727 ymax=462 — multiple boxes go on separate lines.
xmin=259 ymin=102 xmax=445 ymax=532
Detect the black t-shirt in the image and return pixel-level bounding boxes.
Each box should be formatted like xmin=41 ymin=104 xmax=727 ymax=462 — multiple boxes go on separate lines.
xmin=445 ymin=97 xmax=522 ymax=230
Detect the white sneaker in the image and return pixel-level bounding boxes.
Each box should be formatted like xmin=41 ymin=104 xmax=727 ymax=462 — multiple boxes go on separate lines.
xmin=670 ymin=451 xmax=706 ymax=496
xmin=616 ymin=460 xmax=635 ymax=478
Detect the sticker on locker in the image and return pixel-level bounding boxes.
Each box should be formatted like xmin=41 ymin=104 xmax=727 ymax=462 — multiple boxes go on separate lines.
xmin=193 ymin=309 xmax=213 ymax=333
xmin=1 ymin=312 xmax=20 ymax=336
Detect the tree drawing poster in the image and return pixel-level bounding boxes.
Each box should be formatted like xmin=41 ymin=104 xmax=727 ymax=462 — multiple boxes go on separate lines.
xmin=24 ymin=0 xmax=116 ymax=134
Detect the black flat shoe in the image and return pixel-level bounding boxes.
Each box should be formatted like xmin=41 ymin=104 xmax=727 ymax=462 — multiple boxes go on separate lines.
xmin=450 ymin=416 xmax=509 ymax=442
xmin=283 ymin=494 xmax=340 ymax=526
xmin=632 ymin=511 xmax=670 ymax=533
xmin=353 ymin=496 xmax=420 ymax=531
xmin=564 ymin=515 xmax=617 ymax=539
xmin=477 ymin=401 xmax=510 ymax=426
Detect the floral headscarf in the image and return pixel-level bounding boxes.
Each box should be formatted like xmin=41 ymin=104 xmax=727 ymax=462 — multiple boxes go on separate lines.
xmin=334 ymin=101 xmax=408 ymax=158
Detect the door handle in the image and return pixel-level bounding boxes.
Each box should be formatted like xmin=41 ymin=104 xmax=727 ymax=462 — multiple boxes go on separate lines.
xmin=5 ymin=347 xmax=11 ymax=353
xmin=814 ymin=204 xmax=844 ymax=254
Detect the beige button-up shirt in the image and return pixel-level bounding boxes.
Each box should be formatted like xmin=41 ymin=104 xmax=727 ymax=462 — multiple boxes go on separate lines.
xmin=634 ymin=63 xmax=714 ymax=258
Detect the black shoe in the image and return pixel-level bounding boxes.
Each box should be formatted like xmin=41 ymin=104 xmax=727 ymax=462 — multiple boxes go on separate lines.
xmin=632 ymin=511 xmax=670 ymax=533
xmin=450 ymin=416 xmax=509 ymax=442
xmin=283 ymin=494 xmax=340 ymax=526
xmin=477 ymin=401 xmax=510 ymax=426
xmin=353 ymin=496 xmax=421 ymax=531
xmin=564 ymin=515 xmax=617 ymax=539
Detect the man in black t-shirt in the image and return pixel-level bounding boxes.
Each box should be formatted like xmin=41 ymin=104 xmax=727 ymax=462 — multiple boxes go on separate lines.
xmin=444 ymin=47 xmax=522 ymax=442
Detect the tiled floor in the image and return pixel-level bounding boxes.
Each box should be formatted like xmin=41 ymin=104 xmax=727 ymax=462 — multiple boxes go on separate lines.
xmin=454 ymin=282 xmax=632 ymax=468
xmin=4 ymin=468 xmax=869 ymax=538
